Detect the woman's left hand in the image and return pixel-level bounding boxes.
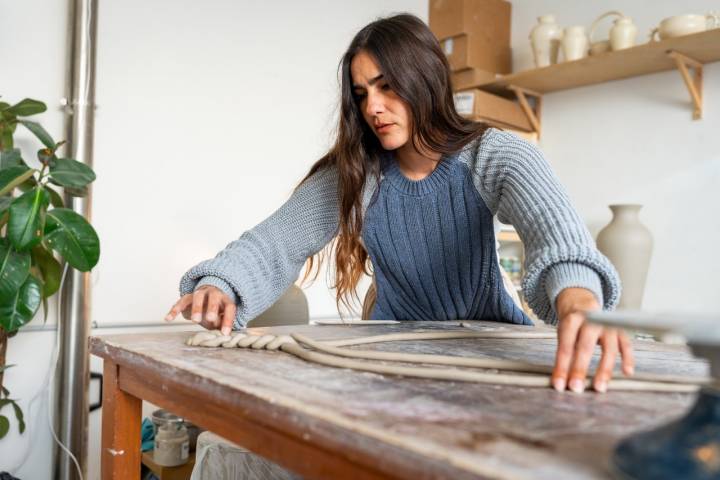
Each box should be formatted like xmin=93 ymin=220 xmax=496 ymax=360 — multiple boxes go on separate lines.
xmin=551 ymin=287 xmax=634 ymax=393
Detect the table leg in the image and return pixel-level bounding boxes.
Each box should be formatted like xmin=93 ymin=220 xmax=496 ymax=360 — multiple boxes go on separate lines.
xmin=101 ymin=360 xmax=142 ymax=479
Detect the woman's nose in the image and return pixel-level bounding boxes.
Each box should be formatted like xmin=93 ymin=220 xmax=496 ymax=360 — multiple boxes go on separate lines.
xmin=365 ymin=92 xmax=385 ymax=116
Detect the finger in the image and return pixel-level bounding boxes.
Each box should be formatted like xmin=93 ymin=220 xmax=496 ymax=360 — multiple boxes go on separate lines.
xmin=191 ymin=289 xmax=208 ymax=323
xmin=593 ymin=329 xmax=618 ymax=393
xmin=220 ymin=302 xmax=236 ymax=336
xmin=165 ymin=295 xmax=193 ymax=321
xmin=552 ymin=312 xmax=583 ymax=392
xmin=568 ymin=322 xmax=603 ymax=393
xmin=204 ymin=290 xmax=223 ymax=328
xmin=619 ymin=331 xmax=635 ymax=376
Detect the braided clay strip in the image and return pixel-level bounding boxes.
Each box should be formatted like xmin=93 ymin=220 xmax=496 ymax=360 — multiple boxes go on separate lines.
xmin=186 ymin=330 xmax=706 ymax=392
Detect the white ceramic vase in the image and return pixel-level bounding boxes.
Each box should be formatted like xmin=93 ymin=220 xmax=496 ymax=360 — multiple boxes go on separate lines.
xmin=596 ymin=204 xmax=653 ymax=310
xmin=610 ymin=17 xmax=637 ymax=50
xmin=561 ymin=26 xmax=588 ymax=62
xmin=529 ymin=14 xmax=563 ymax=67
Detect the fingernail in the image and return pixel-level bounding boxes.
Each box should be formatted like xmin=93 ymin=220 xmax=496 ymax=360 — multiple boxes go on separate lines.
xmin=221 ymin=327 xmax=230 ymax=336
xmin=627 ymin=366 xmax=635 ymax=376
xmin=164 ymin=314 xmax=173 ymax=321
xmin=595 ymin=381 xmax=607 ymax=393
xmin=191 ymin=313 xmax=202 ymax=323
xmin=552 ymin=378 xmax=566 ymax=392
xmin=569 ymin=379 xmax=585 ymax=394
xmin=206 ymin=313 xmax=217 ymax=321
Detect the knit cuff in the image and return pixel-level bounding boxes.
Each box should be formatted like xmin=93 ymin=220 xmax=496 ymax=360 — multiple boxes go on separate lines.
xmin=543 ymin=262 xmax=604 ymax=320
xmin=182 ymin=273 xmax=246 ymax=329
xmin=523 ymin=245 xmax=621 ymax=327
xmin=195 ymin=276 xmax=239 ymax=304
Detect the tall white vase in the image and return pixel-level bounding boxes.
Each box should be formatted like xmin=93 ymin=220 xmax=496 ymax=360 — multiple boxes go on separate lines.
xmin=529 ymin=15 xmax=563 ymax=67
xmin=596 ymin=204 xmax=653 ymax=310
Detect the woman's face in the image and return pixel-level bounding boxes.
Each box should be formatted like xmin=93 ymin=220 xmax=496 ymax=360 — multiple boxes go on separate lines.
xmin=350 ymin=50 xmax=412 ymax=151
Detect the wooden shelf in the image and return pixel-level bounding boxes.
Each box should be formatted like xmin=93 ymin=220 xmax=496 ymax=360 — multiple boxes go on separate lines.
xmin=497 ymin=230 xmax=520 ymax=243
xmin=478 ymin=29 xmax=720 ymax=95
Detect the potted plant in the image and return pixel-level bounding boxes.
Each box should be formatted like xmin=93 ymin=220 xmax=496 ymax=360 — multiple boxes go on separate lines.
xmin=0 ymin=97 xmax=100 ymax=439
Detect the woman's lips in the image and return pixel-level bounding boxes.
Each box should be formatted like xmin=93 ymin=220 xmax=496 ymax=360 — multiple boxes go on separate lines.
xmin=376 ymin=123 xmax=394 ymax=133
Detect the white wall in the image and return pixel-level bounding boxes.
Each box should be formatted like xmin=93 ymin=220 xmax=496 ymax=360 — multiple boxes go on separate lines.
xmin=511 ymin=0 xmax=720 ymax=314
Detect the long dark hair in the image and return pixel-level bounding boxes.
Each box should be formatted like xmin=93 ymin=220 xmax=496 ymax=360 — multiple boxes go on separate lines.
xmin=299 ymin=13 xmax=489 ymax=314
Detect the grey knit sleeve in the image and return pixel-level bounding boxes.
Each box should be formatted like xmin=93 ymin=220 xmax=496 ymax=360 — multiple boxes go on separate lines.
xmin=179 ymin=165 xmax=339 ymax=328
xmin=464 ymin=129 xmax=620 ymax=325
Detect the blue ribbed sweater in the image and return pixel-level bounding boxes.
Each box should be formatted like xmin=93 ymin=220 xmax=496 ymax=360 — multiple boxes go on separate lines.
xmin=363 ymin=152 xmax=530 ymax=324
xmin=179 ymin=129 xmax=621 ymax=327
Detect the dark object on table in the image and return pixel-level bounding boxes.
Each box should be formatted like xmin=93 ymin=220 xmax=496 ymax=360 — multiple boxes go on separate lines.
xmin=613 ymin=388 xmax=720 ymax=480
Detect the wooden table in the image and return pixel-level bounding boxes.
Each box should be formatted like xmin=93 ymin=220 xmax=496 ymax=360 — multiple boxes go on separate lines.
xmin=90 ymin=321 xmax=709 ymax=480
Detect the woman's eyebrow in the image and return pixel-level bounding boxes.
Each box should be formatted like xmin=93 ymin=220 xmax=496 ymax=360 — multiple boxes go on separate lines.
xmin=353 ymin=74 xmax=384 ymax=89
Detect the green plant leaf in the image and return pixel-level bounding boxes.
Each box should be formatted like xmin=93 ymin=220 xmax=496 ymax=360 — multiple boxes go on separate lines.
xmin=8 ymin=187 xmax=50 ymax=251
xmin=32 ymin=245 xmax=61 ymax=298
xmin=0 ymin=274 xmax=42 ymax=333
xmin=19 ymin=120 xmax=55 ymax=148
xmin=45 ymin=185 xmax=64 ymax=208
xmin=0 ymin=149 xmax=23 ymax=169
xmin=11 ymin=401 xmax=25 ymax=433
xmin=0 ymin=364 xmax=14 ymax=374
xmin=44 ymin=208 xmax=100 ymax=271
xmin=0 ymin=130 xmax=13 ymax=151
xmin=0 ymin=239 xmax=31 ymax=301
xmin=17 ymin=174 xmax=38 ymax=193
xmin=0 ymin=165 xmax=34 ymax=196
xmin=65 ymin=185 xmax=88 ymax=197
xmin=0 ymin=415 xmax=9 ymax=439
xmin=0 ymin=196 xmax=12 ymax=215
xmin=49 ymin=158 xmax=96 ymax=188
xmin=5 ymin=99 xmax=47 ymax=117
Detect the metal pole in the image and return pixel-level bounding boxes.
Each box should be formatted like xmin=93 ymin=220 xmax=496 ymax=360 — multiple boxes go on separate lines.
xmin=55 ymin=0 xmax=98 ymax=478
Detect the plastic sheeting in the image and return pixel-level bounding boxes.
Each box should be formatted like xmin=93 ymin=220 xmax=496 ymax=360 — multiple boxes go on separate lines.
xmin=190 ymin=431 xmax=302 ymax=480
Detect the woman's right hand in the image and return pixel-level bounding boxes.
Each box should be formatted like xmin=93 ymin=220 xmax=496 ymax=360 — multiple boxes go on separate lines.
xmin=165 ymin=285 xmax=237 ymax=336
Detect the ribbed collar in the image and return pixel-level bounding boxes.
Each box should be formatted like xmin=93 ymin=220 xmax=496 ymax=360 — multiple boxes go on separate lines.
xmin=383 ymin=152 xmax=455 ymax=196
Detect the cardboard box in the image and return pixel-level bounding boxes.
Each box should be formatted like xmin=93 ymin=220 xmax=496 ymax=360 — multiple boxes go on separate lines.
xmin=453 ymin=89 xmax=532 ymax=132
xmin=451 ymin=67 xmax=499 ymax=91
xmin=430 ymin=0 xmax=511 ymax=46
xmin=441 ymin=33 xmax=511 ymax=73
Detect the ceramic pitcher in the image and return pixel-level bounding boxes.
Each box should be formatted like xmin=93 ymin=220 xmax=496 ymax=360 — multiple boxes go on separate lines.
xmin=589 ymin=11 xmax=637 ymax=54
xmin=596 ymin=204 xmax=653 ymax=309
xmin=561 ymin=26 xmax=588 ymax=62
xmin=529 ymin=14 xmax=563 ymax=67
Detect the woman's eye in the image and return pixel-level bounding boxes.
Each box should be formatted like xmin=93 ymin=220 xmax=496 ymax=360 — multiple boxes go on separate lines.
xmin=381 ymin=83 xmax=391 ymax=91
xmin=353 ymin=91 xmax=367 ymax=100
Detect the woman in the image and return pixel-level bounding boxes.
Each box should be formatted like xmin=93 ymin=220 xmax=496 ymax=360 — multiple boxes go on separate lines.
xmin=166 ymin=14 xmax=633 ymax=393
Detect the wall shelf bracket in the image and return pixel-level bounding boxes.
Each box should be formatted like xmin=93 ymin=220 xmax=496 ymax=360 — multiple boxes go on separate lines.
xmin=508 ymin=85 xmax=543 ymax=138
xmin=667 ymin=49 xmax=703 ymax=120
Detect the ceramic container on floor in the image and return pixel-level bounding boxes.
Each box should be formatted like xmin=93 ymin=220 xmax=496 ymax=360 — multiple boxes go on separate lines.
xmin=596 ymin=204 xmax=653 ymax=309
xmin=561 ymin=26 xmax=588 ymax=62
xmin=529 ymin=14 xmax=563 ymax=67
